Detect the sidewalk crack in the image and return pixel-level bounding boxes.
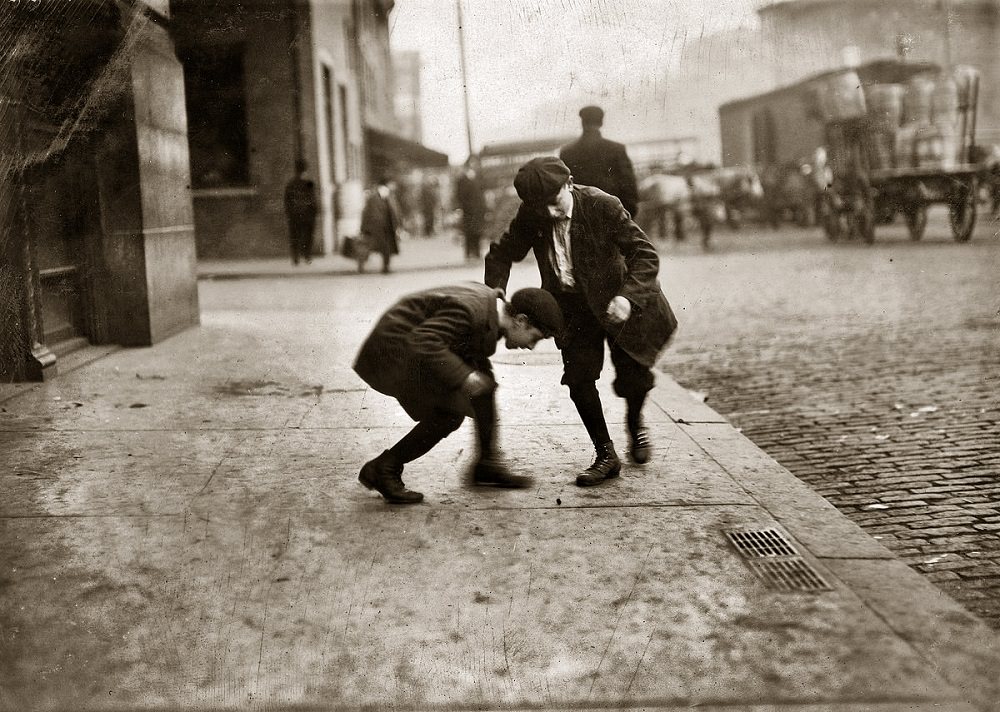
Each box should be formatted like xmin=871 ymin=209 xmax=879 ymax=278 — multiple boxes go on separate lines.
xmin=194 ymin=434 xmax=252 ymax=498
xmin=589 ymin=543 xmax=654 ymax=698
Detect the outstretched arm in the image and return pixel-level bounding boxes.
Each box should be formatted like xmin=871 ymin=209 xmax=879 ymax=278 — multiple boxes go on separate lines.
xmin=484 ymin=207 xmax=534 ymax=293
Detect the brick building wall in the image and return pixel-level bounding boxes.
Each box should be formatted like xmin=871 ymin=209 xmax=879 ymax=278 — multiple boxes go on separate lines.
xmin=172 ymin=2 xmax=301 ymax=258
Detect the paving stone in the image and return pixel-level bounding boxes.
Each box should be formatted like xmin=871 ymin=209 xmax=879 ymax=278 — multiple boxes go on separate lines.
xmin=659 ymin=235 xmax=1000 ymax=629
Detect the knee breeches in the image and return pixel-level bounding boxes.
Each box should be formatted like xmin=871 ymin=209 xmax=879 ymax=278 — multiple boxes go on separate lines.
xmin=555 ymin=293 xmax=653 ymax=399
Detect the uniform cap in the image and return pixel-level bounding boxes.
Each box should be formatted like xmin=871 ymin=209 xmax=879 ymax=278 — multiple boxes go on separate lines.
xmin=513 ymin=156 xmax=571 ymax=204
xmin=509 ymin=288 xmax=564 ymax=338
xmin=579 ymin=105 xmax=604 ymax=125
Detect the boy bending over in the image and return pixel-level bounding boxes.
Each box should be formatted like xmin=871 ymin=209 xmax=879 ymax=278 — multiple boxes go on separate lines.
xmin=353 ymin=283 xmax=564 ymax=504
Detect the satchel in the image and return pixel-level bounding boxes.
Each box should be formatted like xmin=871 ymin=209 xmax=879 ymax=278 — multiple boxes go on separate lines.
xmin=340 ymin=236 xmax=357 ymax=259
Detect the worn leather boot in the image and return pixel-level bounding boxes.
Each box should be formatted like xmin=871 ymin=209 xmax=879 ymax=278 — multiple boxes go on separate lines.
xmin=470 ymin=457 xmax=534 ymax=488
xmin=628 ymin=426 xmax=652 ymax=465
xmin=575 ymin=442 xmax=621 ymax=487
xmin=359 ymin=451 xmax=424 ymax=504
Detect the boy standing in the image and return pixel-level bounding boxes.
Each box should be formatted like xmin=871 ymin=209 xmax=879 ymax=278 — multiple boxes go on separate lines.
xmin=485 ymin=156 xmax=677 ymax=488
xmin=353 ymin=283 xmax=564 ymax=504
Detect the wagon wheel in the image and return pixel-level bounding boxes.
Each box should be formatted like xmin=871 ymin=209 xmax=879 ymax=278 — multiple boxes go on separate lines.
xmin=826 ymin=212 xmax=844 ymax=241
xmin=850 ymin=192 xmax=875 ymax=243
xmin=949 ymin=184 xmax=977 ymax=242
xmin=905 ymin=204 xmax=928 ymax=241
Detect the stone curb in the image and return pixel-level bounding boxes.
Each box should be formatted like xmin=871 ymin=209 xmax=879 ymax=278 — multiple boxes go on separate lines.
xmin=648 ymin=381 xmax=1000 ymax=712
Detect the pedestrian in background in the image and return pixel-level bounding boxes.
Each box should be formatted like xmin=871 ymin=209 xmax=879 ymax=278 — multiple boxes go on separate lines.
xmin=560 ymin=105 xmax=640 ymax=219
xmin=420 ymin=175 xmax=440 ymax=237
xmin=359 ymin=173 xmax=400 ymax=274
xmin=485 ymin=156 xmax=677 ymax=488
xmin=353 ymin=283 xmax=565 ymax=504
xmin=455 ymin=156 xmax=488 ymax=261
xmin=283 ymin=159 xmax=317 ymax=265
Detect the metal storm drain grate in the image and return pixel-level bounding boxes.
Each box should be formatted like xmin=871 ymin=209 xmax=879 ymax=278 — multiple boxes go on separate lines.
xmin=724 ymin=528 xmax=832 ymax=593
xmin=746 ymin=559 xmax=832 ymax=593
xmin=726 ymin=528 xmax=799 ymax=558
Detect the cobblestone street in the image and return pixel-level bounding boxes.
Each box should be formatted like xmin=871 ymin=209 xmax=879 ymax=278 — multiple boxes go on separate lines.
xmin=658 ymin=211 xmax=1000 ymax=628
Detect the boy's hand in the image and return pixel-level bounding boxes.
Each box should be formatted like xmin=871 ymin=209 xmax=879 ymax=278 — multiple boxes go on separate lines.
xmin=461 ymin=371 xmax=496 ymax=398
xmin=605 ymin=295 xmax=632 ymax=324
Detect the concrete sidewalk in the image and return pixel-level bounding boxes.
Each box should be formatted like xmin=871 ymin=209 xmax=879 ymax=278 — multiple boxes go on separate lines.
xmin=197 ymin=231 xmax=473 ymax=280
xmin=1 ymin=277 xmax=999 ymax=711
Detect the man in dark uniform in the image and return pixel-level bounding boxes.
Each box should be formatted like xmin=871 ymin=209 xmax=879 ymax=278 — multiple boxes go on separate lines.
xmin=455 ymin=157 xmax=488 ymax=260
xmin=485 ymin=157 xmax=677 ymax=488
xmin=353 ymin=283 xmax=564 ymax=504
xmin=283 ymin=159 xmax=318 ymax=265
xmin=560 ymin=105 xmax=639 ymax=218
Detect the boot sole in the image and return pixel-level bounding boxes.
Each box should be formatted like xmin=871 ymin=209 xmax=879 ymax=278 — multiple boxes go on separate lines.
xmin=629 ymin=450 xmax=651 ymax=465
xmin=575 ymin=465 xmax=621 ymax=487
xmin=359 ymin=465 xmax=423 ymax=504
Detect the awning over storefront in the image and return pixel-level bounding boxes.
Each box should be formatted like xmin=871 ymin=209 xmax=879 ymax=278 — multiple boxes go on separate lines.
xmin=364 ymin=127 xmax=450 ymax=173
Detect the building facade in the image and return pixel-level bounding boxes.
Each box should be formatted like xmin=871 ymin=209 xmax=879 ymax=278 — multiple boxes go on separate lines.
xmin=1 ymin=0 xmax=199 ymax=382
xmin=393 ymin=50 xmax=423 ymax=143
xmin=170 ymin=0 xmax=367 ymax=258
xmin=0 ymin=0 xmax=449 ymax=381
xmin=170 ymin=0 xmax=444 ymax=259
xmin=356 ymin=3 xmax=447 ymax=180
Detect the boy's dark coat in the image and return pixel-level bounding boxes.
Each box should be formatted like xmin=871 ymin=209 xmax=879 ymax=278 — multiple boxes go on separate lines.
xmin=353 ymin=283 xmax=503 ymax=421
xmin=485 ymin=185 xmax=676 ymax=369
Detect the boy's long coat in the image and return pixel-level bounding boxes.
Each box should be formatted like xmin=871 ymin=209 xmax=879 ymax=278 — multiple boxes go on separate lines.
xmin=485 ymin=185 xmax=676 ymax=368
xmin=353 ymin=283 xmax=502 ymax=421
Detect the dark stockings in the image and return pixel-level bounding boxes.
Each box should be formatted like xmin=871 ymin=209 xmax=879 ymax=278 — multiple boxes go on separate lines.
xmin=568 ymin=382 xmax=611 ymax=447
xmin=626 ymin=392 xmax=647 ymax=434
xmin=388 ymin=409 xmax=463 ymax=463
xmin=470 ymin=394 xmax=497 ymax=458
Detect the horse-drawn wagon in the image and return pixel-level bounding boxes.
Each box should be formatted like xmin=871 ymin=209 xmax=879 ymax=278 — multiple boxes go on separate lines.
xmin=810 ymin=59 xmax=980 ymax=243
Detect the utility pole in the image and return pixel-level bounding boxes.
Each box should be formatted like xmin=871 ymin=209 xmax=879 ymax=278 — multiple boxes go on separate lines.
xmin=456 ymin=0 xmax=474 ymax=157
xmin=940 ymin=0 xmax=953 ymax=69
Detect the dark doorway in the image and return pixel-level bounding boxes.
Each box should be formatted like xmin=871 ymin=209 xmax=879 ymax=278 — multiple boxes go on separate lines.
xmin=23 ymin=136 xmax=103 ymax=351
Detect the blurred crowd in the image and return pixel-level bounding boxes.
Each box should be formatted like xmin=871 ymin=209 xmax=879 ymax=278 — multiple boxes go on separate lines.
xmin=634 ymin=159 xmax=827 ymax=246
xmin=338 ymin=142 xmax=1000 ymax=271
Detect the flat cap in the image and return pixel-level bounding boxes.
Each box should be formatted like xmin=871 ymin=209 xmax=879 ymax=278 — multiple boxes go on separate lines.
xmin=513 ymin=156 xmax=571 ymax=204
xmin=579 ymin=105 xmax=604 ymax=124
xmin=509 ymin=287 xmax=564 ymax=338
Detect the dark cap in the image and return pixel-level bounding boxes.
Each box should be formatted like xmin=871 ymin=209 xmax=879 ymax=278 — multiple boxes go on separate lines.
xmin=513 ymin=156 xmax=571 ymax=204
xmin=579 ymin=105 xmax=604 ymax=126
xmin=509 ymin=288 xmax=564 ymax=338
